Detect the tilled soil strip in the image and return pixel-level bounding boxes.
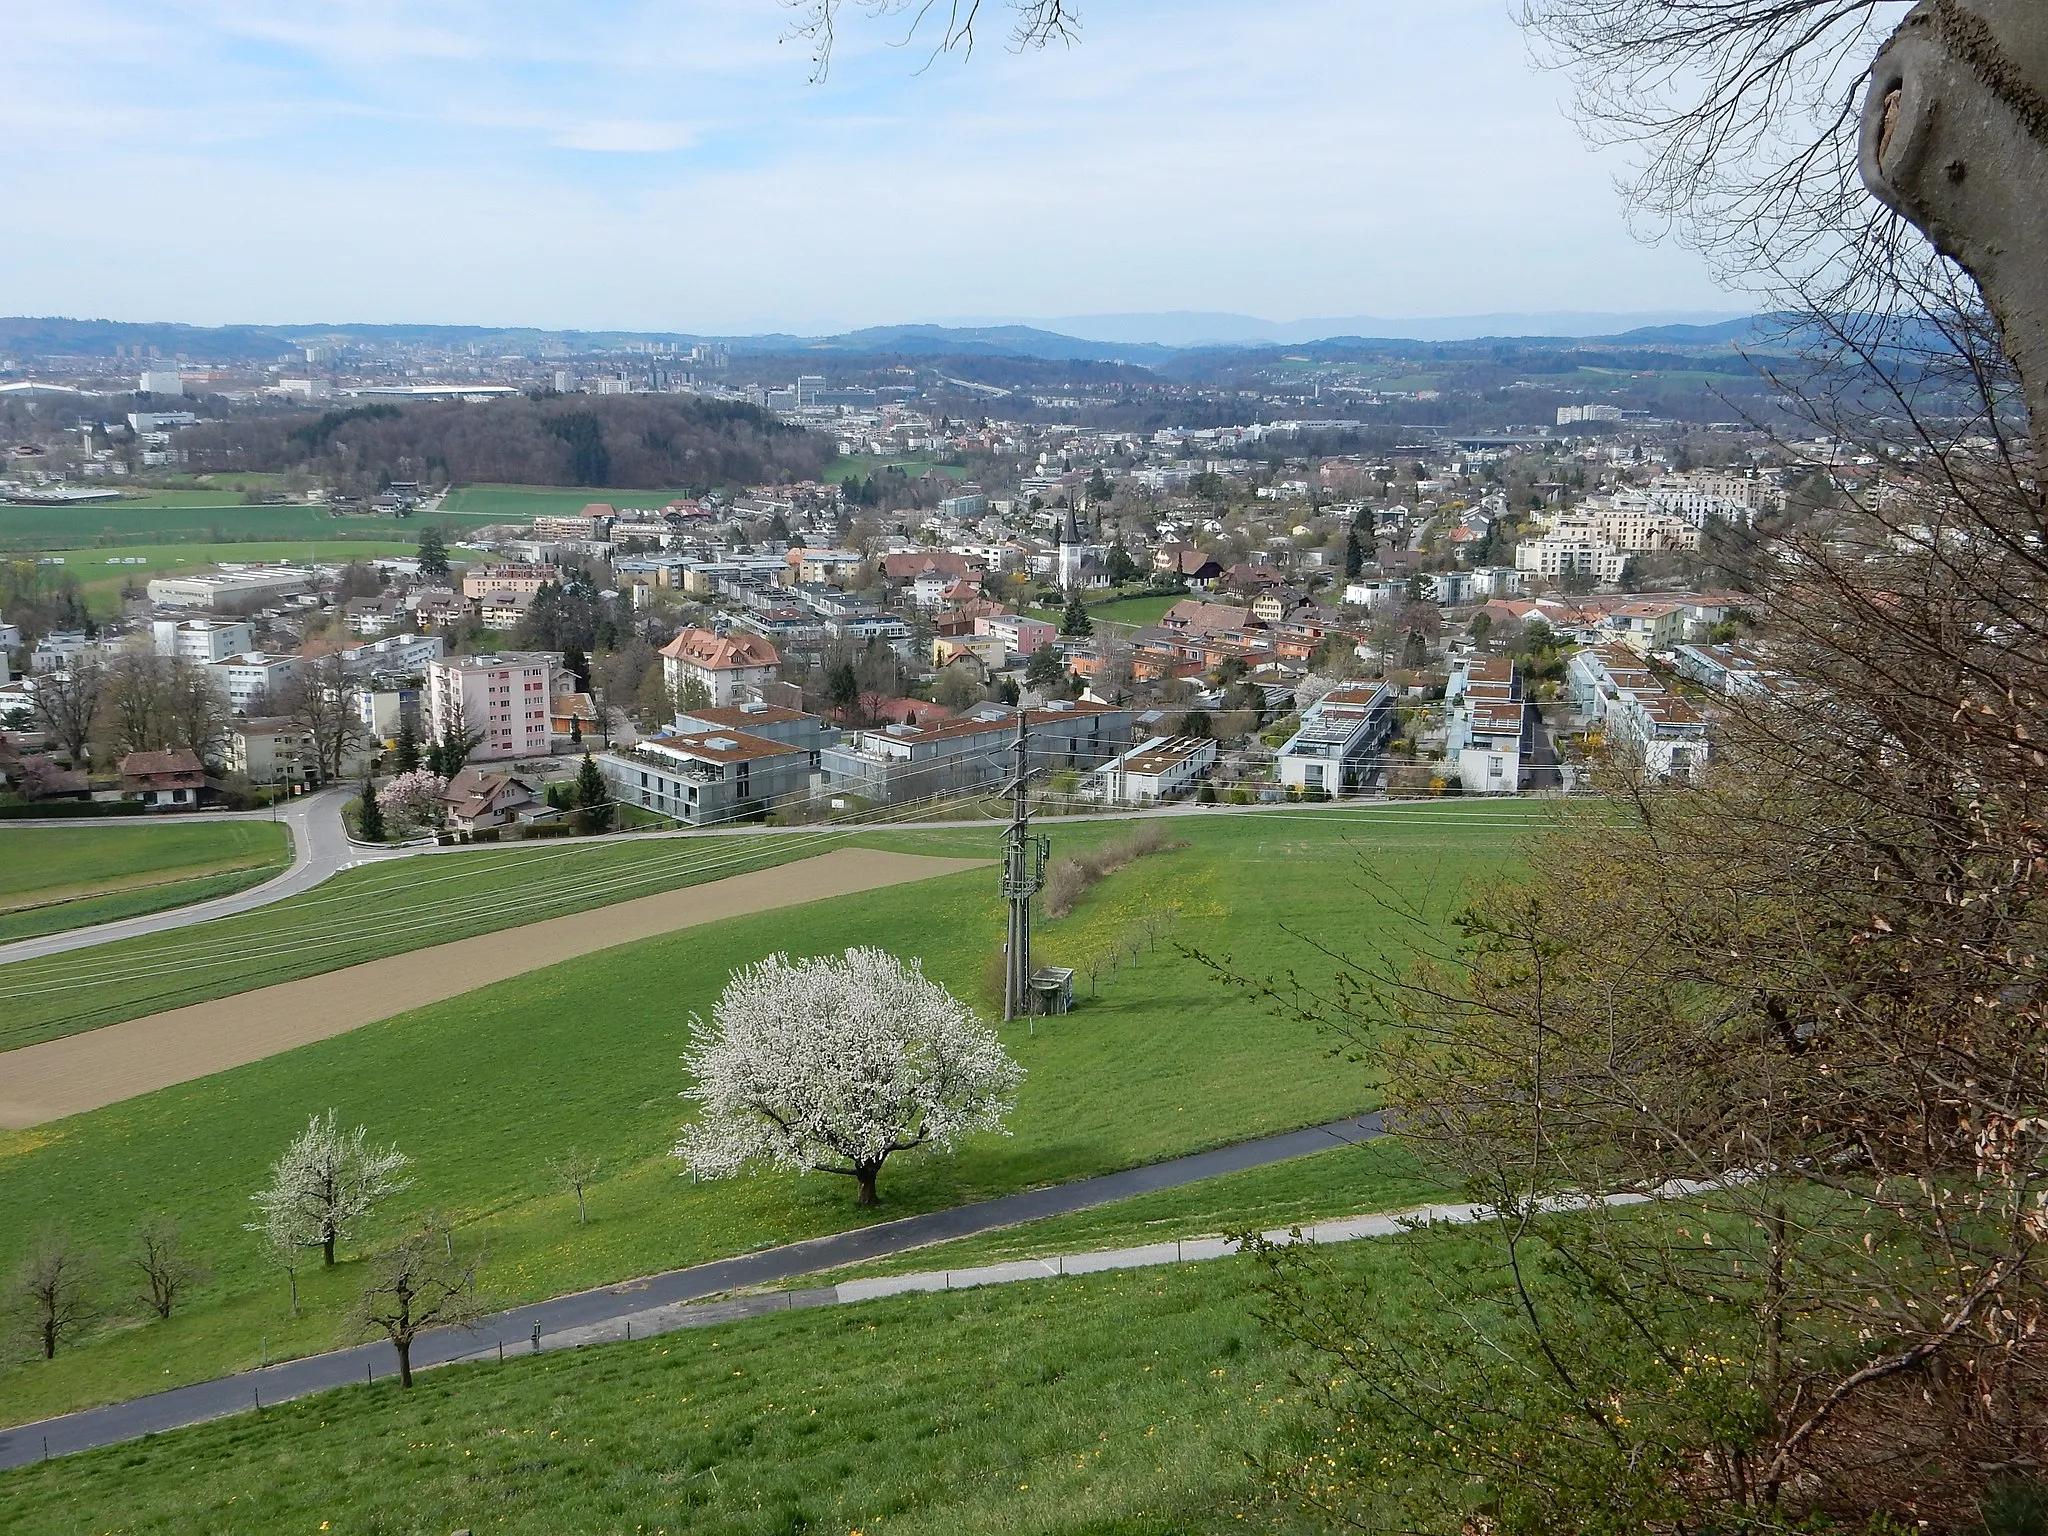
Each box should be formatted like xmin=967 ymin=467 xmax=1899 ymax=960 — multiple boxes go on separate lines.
xmin=0 ymin=848 xmax=987 ymax=1129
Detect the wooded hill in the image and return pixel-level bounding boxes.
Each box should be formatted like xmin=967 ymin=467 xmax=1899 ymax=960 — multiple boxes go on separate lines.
xmin=183 ymin=394 xmax=836 ymax=494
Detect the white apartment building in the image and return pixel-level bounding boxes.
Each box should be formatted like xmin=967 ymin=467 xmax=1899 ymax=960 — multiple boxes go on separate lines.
xmin=425 ymin=652 xmax=558 ymax=762
xmin=342 ymin=632 xmax=445 ymax=675
xmin=658 ymin=628 xmax=781 ymax=709
xmin=1567 ymin=644 xmax=1710 ymax=779
xmin=1614 ymin=473 xmax=1768 ymax=527
xmin=1082 ymin=735 xmax=1218 ymax=804
xmin=1514 ymin=537 xmax=1629 ymax=583
xmin=1445 ymin=656 xmax=1532 ymax=794
xmin=152 ymin=618 xmax=254 ymax=665
xmin=207 ymin=652 xmax=303 ymax=713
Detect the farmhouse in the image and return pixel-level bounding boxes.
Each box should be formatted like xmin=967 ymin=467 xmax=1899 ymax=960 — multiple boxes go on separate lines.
xmin=119 ymin=747 xmax=207 ymax=809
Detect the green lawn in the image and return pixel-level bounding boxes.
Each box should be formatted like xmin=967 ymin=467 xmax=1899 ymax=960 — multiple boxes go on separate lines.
xmin=0 ymin=806 xmax=1527 ymax=1427
xmin=0 ymin=827 xmax=899 ymax=1051
xmin=0 ymin=821 xmax=290 ymax=943
xmin=0 ymin=1234 xmax=1483 ymax=1535
xmin=26 ymin=541 xmax=420 ymax=615
xmin=439 ymin=484 xmax=700 ymax=517
xmin=0 ymin=505 xmax=438 ymax=553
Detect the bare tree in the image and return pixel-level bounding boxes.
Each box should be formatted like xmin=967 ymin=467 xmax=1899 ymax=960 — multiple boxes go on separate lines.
xmin=129 ymin=1217 xmax=206 ymax=1322
xmin=31 ymin=654 xmax=104 ymax=767
xmin=346 ymin=1217 xmax=484 ymax=1389
xmin=9 ymin=1236 xmax=93 ymax=1360
xmin=787 ymin=0 xmax=1078 ymax=78
xmin=277 ymin=656 xmax=370 ymax=783
xmin=547 ymin=1150 xmax=602 ymax=1225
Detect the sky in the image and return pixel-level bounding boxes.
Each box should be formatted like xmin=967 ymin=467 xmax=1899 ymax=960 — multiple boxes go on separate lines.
xmin=0 ymin=0 xmax=1739 ymax=334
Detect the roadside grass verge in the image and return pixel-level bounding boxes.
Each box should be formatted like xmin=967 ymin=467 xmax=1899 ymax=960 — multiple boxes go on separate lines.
xmin=0 ymin=1240 xmax=1457 ymax=1535
xmin=0 ymin=822 xmax=289 ymax=942
xmin=0 ymin=808 xmax=1521 ymax=1427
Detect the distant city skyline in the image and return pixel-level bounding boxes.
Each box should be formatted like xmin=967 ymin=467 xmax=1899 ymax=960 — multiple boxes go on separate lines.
xmin=4 ymin=2 xmax=1735 ymax=332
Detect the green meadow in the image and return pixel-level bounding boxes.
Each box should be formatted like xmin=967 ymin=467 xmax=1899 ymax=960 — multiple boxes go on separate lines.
xmin=0 ymin=822 xmax=289 ymax=944
xmin=21 ymin=541 xmax=420 ymax=615
xmin=0 ymin=805 xmax=1531 ymax=1428
xmin=0 ymin=1232 xmax=1488 ymax=1536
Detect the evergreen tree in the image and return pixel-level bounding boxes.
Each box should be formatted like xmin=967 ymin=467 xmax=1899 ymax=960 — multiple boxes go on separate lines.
xmin=574 ymin=752 xmax=613 ymax=834
xmin=1354 ymin=509 xmax=1377 ymax=562
xmin=1344 ymin=530 xmax=1365 ymax=579
xmin=562 ymin=643 xmax=589 ymax=693
xmin=569 ymin=714 xmax=582 ymax=745
xmin=392 ymin=716 xmax=421 ymax=775
xmin=1059 ymin=591 xmax=1093 ymax=638
xmin=416 ymin=527 xmax=450 ymax=585
xmin=1105 ymin=542 xmax=1140 ymax=586
xmin=356 ymin=774 xmax=384 ymax=842
xmin=1025 ymin=643 xmax=1068 ymax=692
xmin=1402 ymin=630 xmax=1429 ymax=670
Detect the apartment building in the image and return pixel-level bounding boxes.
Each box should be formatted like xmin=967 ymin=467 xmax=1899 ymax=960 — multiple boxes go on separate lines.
xmin=1567 ymin=644 xmax=1710 ymax=779
xmin=597 ymin=728 xmax=814 ymax=827
xmin=1274 ymin=683 xmax=1398 ymax=796
xmin=822 ymin=701 xmax=1133 ymax=806
xmin=425 ymin=651 xmax=558 ymax=762
xmin=1082 ymin=735 xmax=1218 ymax=804
xmin=659 ymin=627 xmax=782 ymax=708
xmin=1445 ymin=656 xmax=1533 ymax=794
xmin=207 ymin=652 xmax=302 ymax=713
xmin=151 ymin=618 xmax=253 ymax=664
xmin=459 ymin=564 xmax=560 ymax=600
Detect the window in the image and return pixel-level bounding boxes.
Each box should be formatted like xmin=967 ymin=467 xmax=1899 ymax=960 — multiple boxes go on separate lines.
xmin=1488 ymin=756 xmax=1504 ymax=778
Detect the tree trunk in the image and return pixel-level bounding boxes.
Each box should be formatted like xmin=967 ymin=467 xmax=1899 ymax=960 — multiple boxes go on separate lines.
xmin=323 ymin=1230 xmax=336 ymax=1267
xmin=396 ymin=1340 xmax=413 ymax=1389
xmin=855 ymin=1161 xmax=883 ymax=1208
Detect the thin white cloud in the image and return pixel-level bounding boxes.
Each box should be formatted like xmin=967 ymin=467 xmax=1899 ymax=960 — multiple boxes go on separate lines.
xmin=0 ymin=0 xmax=1733 ymax=328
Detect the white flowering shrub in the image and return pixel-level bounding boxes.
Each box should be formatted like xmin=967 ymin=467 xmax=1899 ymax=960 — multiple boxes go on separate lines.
xmin=676 ymin=947 xmax=1024 ymax=1207
xmin=377 ymin=769 xmax=449 ymax=832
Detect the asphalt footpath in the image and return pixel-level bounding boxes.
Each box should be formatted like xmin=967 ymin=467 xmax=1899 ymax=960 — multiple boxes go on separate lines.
xmin=0 ymin=1111 xmax=1384 ymax=1469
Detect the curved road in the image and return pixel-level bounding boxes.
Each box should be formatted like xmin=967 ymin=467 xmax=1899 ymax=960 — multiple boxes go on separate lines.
xmin=0 ymin=1111 xmax=1384 ymax=1468
xmin=0 ymin=787 xmax=406 ymax=968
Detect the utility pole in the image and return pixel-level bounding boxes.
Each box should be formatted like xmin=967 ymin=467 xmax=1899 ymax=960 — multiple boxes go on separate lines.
xmin=1000 ymin=707 xmax=1049 ymax=1022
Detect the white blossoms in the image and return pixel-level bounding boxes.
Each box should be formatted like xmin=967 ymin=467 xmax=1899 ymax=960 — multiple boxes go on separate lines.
xmin=675 ymin=947 xmax=1024 ymax=1207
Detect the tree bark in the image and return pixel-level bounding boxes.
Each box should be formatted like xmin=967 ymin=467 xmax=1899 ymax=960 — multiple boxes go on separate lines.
xmin=397 ymin=1340 xmax=413 ymax=1389
xmin=323 ymin=1230 xmax=336 ymax=1267
xmin=855 ymin=1160 xmax=883 ymax=1208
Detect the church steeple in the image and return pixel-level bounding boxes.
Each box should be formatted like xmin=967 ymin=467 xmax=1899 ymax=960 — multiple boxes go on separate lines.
xmin=1061 ymin=500 xmax=1082 ymax=546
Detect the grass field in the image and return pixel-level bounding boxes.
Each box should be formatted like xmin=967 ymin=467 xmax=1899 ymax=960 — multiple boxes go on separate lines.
xmin=439 ymin=484 xmax=697 ymax=517
xmin=0 ymin=822 xmax=289 ymax=944
xmin=0 ymin=1232 xmax=1484 ymax=1535
xmin=0 ymin=804 xmax=1532 ymax=1427
xmin=0 ymin=504 xmax=440 ymax=553
xmin=26 ymin=541 xmax=421 ymax=615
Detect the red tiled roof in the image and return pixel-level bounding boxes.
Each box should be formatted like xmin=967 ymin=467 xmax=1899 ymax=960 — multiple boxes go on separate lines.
xmin=658 ymin=627 xmax=781 ymax=671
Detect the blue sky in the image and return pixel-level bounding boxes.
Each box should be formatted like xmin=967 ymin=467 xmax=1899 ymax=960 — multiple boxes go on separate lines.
xmin=0 ymin=1 xmax=1736 ymax=333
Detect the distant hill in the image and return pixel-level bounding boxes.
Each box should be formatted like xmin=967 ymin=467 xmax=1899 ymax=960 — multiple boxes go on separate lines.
xmin=0 ymin=316 xmax=296 ymax=364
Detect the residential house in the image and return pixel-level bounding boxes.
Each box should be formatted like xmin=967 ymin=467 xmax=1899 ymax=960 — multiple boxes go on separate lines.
xmin=119 ymin=747 xmax=207 ymax=809
xmin=207 ymin=652 xmax=302 ymax=714
xmin=440 ymin=766 xmax=542 ymax=831
xmin=151 ymin=618 xmax=253 ymax=664
xmin=227 ymin=717 xmax=316 ymax=787
xmin=659 ymin=627 xmax=781 ymax=708
xmin=459 ymin=564 xmax=560 ymax=600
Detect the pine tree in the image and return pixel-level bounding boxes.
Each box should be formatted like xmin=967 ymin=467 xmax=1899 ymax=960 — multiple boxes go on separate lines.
xmin=356 ymin=774 xmax=384 ymax=841
xmin=416 ymin=527 xmax=450 ymax=585
xmin=574 ymin=752 xmax=613 ymax=834
xmin=562 ymin=643 xmax=589 ymax=692
xmin=1344 ymin=530 xmax=1365 ymax=579
xmin=1060 ymin=591 xmax=1093 ymax=638
xmin=392 ymin=716 xmax=421 ymax=776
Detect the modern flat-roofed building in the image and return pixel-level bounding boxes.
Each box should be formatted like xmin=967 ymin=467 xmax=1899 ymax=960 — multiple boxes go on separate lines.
xmin=1566 ymin=644 xmax=1709 ymax=779
xmin=152 ymin=618 xmax=254 ymax=665
xmin=1274 ymin=683 xmax=1397 ymax=796
xmin=597 ymin=729 xmax=814 ymax=826
xmin=147 ymin=567 xmax=313 ymax=610
xmin=822 ymin=701 xmax=1133 ymax=807
xmin=1445 ymin=656 xmax=1533 ymax=794
xmin=1082 ymin=735 xmax=1218 ymax=804
xmin=425 ymin=651 xmax=558 ymax=762
xmin=206 ymin=652 xmax=302 ymax=713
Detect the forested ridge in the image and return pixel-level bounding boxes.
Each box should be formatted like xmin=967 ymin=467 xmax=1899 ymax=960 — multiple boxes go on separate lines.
xmin=184 ymin=394 xmax=836 ymax=493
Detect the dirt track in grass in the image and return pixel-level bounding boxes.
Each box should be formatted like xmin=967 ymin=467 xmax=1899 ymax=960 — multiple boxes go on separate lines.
xmin=0 ymin=848 xmax=988 ymax=1129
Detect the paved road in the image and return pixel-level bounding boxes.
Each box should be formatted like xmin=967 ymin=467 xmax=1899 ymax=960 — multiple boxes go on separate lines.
xmin=0 ymin=1111 xmax=1383 ymax=1468
xmin=0 ymin=786 xmax=404 ymax=967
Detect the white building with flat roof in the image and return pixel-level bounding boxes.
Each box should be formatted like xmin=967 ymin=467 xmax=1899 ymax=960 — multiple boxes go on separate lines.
xmin=1082 ymin=735 xmax=1218 ymax=804
xmin=152 ymin=618 xmax=254 ymax=665
xmin=147 ymin=567 xmax=313 ymax=610
xmin=206 ymin=652 xmax=302 ymax=713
